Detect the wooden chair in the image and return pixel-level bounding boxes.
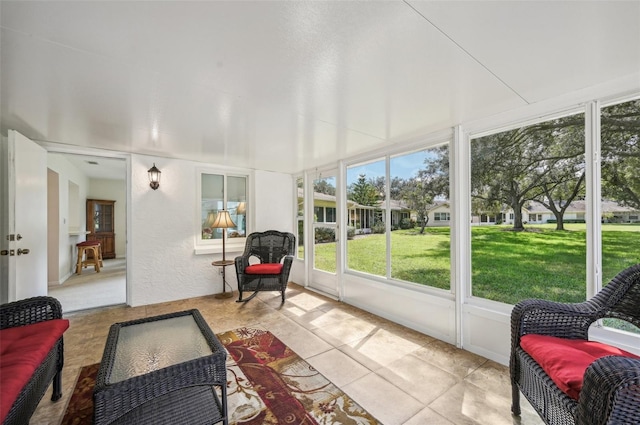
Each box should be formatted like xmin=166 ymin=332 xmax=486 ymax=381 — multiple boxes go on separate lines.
xmin=510 ymin=264 xmax=640 ymax=425
xmin=234 ymin=230 xmax=296 ymax=303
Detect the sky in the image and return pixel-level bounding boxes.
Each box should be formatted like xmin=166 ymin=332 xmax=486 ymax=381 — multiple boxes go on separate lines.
xmin=346 ymin=150 xmax=435 ymax=185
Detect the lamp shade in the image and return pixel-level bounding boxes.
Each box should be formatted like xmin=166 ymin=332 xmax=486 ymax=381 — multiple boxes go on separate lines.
xmin=210 ymin=210 xmax=236 ymax=229
xmin=205 ymin=211 xmax=217 ymax=228
xmin=236 ymin=202 xmax=246 ymax=215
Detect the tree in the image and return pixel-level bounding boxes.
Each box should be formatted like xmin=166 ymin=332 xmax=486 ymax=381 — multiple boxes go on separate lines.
xmin=471 ymin=114 xmax=586 ymax=231
xmin=314 ymin=179 xmax=335 ymax=196
xmin=348 ymin=174 xmax=380 ymax=206
xmin=471 ymin=128 xmax=545 ymax=230
xmin=529 ymin=115 xmax=586 ymax=230
xmin=401 ymin=145 xmax=449 ymax=234
xmin=601 ymin=100 xmax=640 ymax=210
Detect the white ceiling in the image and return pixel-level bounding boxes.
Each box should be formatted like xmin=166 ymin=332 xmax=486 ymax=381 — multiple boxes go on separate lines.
xmin=2 ymin=1 xmax=639 ymax=175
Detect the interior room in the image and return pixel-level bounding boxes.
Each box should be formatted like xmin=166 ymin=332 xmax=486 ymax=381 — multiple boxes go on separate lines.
xmin=1 ymin=2 xmax=639 ymax=425
xmin=46 ymin=153 xmax=127 ymax=312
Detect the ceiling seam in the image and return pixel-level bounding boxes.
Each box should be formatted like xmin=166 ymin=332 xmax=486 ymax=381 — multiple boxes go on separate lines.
xmin=402 ymin=0 xmax=531 ymax=105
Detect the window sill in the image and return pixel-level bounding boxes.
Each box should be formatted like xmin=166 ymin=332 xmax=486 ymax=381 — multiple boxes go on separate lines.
xmin=194 ymin=240 xmax=246 ymax=256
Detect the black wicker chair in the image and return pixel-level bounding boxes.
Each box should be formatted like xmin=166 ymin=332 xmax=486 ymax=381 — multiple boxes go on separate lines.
xmin=510 ymin=264 xmax=640 ymax=425
xmin=1 ymin=296 xmax=66 ymax=425
xmin=235 ymin=230 xmax=296 ymax=303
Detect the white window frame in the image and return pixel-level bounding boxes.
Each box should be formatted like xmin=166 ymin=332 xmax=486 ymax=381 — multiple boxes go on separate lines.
xmin=194 ymin=167 xmax=250 ymax=255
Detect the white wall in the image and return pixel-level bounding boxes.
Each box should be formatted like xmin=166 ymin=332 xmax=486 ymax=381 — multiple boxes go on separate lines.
xmin=89 ymin=178 xmax=126 ymax=257
xmin=253 ymin=170 xmax=294 ymax=234
xmin=47 ymin=153 xmax=89 ymax=284
xmin=128 ymin=154 xmax=294 ymax=307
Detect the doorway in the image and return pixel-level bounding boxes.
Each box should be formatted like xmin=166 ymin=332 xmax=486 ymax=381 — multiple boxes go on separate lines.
xmin=46 ymin=152 xmax=127 ymax=312
xmin=309 ymin=170 xmax=340 ymax=297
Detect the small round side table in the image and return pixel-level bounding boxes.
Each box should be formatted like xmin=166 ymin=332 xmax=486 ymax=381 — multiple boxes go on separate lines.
xmin=212 ymin=259 xmax=235 ymax=299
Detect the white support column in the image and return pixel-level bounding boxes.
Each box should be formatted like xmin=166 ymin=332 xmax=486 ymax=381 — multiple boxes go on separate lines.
xmin=585 ymin=101 xmax=602 ymax=299
xmin=451 ymin=124 xmax=470 ymax=348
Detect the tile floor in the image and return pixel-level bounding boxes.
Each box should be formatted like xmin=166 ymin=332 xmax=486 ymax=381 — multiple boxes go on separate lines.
xmin=31 ymin=284 xmax=544 ymax=425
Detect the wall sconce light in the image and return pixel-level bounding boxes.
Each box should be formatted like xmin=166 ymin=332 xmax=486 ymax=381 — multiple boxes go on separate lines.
xmin=148 ymin=163 xmax=161 ymax=190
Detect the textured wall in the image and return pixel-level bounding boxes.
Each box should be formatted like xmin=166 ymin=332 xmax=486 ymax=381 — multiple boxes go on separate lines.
xmin=129 ymin=154 xmax=294 ymax=307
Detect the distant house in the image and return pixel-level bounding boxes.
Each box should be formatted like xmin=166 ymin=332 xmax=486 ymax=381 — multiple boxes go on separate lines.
xmin=503 ymin=200 xmax=639 ymax=225
xmin=493 ymin=201 xmax=640 ymax=224
xmin=307 ymin=189 xmax=639 ymax=230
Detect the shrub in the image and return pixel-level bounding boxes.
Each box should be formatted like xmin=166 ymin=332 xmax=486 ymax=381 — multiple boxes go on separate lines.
xmin=399 ymin=218 xmax=414 ymax=229
xmin=347 ymin=226 xmax=355 ymax=240
xmin=371 ymin=220 xmax=386 ymax=234
xmin=315 ymin=227 xmax=335 ymax=243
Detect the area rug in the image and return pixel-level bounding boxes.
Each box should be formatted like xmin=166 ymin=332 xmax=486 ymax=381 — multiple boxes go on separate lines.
xmin=61 ymin=327 xmax=380 ymax=424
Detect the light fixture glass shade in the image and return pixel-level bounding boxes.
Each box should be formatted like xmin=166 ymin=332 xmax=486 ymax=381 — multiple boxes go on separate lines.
xmin=211 ymin=210 xmax=236 ymax=229
xmin=148 ymin=163 xmax=161 ymax=190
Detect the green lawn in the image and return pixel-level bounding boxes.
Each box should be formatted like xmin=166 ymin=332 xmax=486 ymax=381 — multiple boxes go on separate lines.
xmin=313 ymin=224 xmax=640 ymax=305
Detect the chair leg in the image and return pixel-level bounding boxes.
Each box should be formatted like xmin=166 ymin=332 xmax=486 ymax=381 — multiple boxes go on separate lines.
xmin=51 ymin=371 xmax=62 ymax=401
xmin=76 ymin=247 xmax=84 ymax=274
xmin=511 ymin=384 xmax=521 ymax=416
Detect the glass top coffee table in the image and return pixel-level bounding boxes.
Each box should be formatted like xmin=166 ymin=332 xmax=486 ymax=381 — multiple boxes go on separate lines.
xmin=93 ymin=309 xmax=227 ymax=425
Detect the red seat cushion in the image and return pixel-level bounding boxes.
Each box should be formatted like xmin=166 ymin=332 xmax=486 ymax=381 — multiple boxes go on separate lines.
xmin=0 ymin=319 xmax=70 ymax=423
xmin=521 ymin=334 xmax=640 ymax=400
xmin=77 ymin=240 xmax=99 ymax=246
xmin=245 ymin=263 xmax=283 ymax=275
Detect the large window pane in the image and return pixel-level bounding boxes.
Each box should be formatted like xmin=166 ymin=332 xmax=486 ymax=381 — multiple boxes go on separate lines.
xmin=201 ymin=174 xmax=224 ymax=240
xmin=201 ymin=173 xmax=246 ymax=241
xmin=227 ymin=176 xmax=246 ymax=238
xmin=296 ymin=177 xmax=304 ymax=260
xmin=601 ymin=98 xmax=640 ymax=334
xmin=470 ymin=112 xmax=586 ymax=304
xmin=346 ymin=159 xmax=386 ymax=277
xmin=313 ymin=175 xmax=336 ymax=273
xmin=390 ymin=146 xmax=450 ymax=289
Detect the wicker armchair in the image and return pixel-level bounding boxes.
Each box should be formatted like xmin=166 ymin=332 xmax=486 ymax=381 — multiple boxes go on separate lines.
xmin=1 ymin=297 xmax=67 ymax=425
xmin=235 ymin=230 xmax=296 ymax=303
xmin=510 ymin=264 xmax=640 ymax=425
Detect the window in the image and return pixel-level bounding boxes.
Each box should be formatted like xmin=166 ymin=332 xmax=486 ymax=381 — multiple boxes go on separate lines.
xmin=600 ymin=98 xmax=640 ymax=334
xmin=314 ymin=206 xmax=325 ymax=223
xmin=199 ymin=172 xmax=247 ymax=244
xmin=326 ymin=207 xmax=336 ymax=223
xmin=342 ymin=145 xmax=451 ymax=290
xmin=391 ymin=146 xmax=450 ymax=289
xmin=296 ymin=176 xmax=304 ymax=260
xmin=470 ymin=111 xmax=586 ymax=305
xmin=434 ymin=212 xmax=450 ymax=221
xmin=346 ymin=158 xmax=386 ymax=277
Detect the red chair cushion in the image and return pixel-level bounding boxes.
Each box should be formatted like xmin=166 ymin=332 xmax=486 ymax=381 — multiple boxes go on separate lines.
xmin=77 ymin=240 xmax=100 ymax=247
xmin=521 ymin=334 xmax=640 ymax=400
xmin=245 ymin=263 xmax=283 ymax=275
xmin=0 ymin=319 xmax=69 ymax=423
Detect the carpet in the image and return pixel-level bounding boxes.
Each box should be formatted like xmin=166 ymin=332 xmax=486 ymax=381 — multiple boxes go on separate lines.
xmin=61 ymin=327 xmax=380 ymax=424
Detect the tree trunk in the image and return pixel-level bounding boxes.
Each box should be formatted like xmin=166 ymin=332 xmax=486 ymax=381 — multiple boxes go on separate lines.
xmin=554 ymin=212 xmax=565 ymax=230
xmin=419 ymin=213 xmax=429 ymax=234
xmin=513 ymin=206 xmax=525 ymax=231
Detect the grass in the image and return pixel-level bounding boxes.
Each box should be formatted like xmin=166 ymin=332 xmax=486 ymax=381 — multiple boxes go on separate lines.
xmin=313 ymin=223 xmax=640 ymax=306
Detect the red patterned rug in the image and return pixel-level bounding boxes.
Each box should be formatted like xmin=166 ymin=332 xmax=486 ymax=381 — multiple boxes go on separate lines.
xmin=62 ymin=327 xmax=379 ymax=424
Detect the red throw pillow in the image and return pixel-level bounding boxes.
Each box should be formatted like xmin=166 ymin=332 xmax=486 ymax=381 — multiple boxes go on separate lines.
xmin=520 ymin=334 xmax=640 ymax=400
xmin=245 ymin=263 xmax=283 ymax=275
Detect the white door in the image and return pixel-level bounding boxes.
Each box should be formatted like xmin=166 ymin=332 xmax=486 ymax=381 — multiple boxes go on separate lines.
xmin=3 ymin=130 xmax=48 ymax=301
xmin=309 ymin=170 xmax=339 ymax=297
